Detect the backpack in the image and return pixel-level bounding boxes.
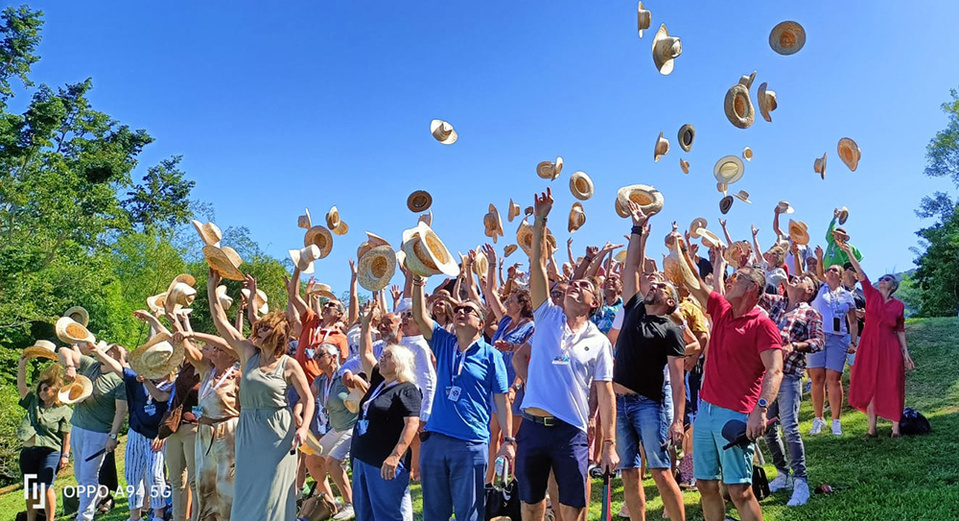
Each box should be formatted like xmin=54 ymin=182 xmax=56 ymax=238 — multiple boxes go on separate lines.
xmin=900 ymin=408 xmax=931 ymax=435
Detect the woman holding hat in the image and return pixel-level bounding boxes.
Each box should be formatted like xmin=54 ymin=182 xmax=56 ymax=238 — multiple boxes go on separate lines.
xmin=823 ymin=208 xmax=863 ymax=269
xmin=17 ymin=352 xmax=72 ymax=521
xmin=840 ymin=242 xmax=914 ymax=437
xmin=206 ymin=269 xmax=314 ymax=521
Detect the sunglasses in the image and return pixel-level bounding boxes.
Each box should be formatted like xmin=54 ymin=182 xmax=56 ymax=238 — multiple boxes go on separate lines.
xmin=877 ymin=276 xmax=895 ymax=283
xmin=323 ymin=302 xmax=340 ymax=309
xmin=400 ymin=312 xmax=413 ymax=319
xmin=453 ymin=306 xmax=480 ymax=317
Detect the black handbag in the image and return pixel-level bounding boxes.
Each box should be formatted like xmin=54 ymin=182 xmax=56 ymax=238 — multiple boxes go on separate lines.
xmin=752 ymin=465 xmax=771 ymax=500
xmin=484 ymin=479 xmax=521 ymax=521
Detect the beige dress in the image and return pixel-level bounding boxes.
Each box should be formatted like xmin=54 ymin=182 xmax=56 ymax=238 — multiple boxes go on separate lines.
xmin=195 ymin=363 xmax=241 ymax=521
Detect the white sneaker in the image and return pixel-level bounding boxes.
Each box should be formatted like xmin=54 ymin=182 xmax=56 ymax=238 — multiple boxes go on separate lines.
xmin=768 ymin=472 xmax=793 ymax=492
xmin=810 ymin=417 xmax=825 ymax=435
xmin=332 ymin=503 xmax=355 ymax=521
xmin=831 ymin=419 xmax=843 ymax=436
xmin=787 ymin=478 xmax=810 ymax=506
xmin=618 ymin=503 xmax=630 ymax=517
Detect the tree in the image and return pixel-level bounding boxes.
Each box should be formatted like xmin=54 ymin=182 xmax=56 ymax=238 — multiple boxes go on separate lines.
xmin=123 ymin=155 xmax=196 ymax=232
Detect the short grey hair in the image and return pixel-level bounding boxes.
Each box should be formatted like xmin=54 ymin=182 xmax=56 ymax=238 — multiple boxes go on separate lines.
xmin=318 ymin=343 xmax=340 ymax=359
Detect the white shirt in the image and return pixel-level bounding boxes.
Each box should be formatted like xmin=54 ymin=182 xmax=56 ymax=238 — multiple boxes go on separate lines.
xmin=521 ymin=301 xmax=614 ymax=431
xmin=346 ymin=324 xmax=362 ymax=358
xmin=401 ymin=334 xmax=437 ymax=421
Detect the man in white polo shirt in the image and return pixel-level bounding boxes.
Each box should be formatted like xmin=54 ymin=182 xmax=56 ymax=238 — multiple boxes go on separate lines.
xmin=517 ymin=187 xmax=617 ymax=521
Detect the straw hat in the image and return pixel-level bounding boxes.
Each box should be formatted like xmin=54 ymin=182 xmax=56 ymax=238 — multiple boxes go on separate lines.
xmin=289 ymin=245 xmax=322 ymax=274
xmin=241 ymin=288 xmax=269 ymax=315
xmin=326 ymin=206 xmax=349 ymax=236
xmin=308 ymin=283 xmax=337 ymax=301
xmin=401 ymin=221 xmax=460 ymax=278
xmin=418 ymin=210 xmax=433 ymax=227
xmin=699 ymin=229 xmax=725 ymax=249
xmin=814 ymin=152 xmax=827 ymax=180
xmin=724 ymin=71 xmax=756 ymax=129
xmin=23 ymin=340 xmax=58 ymax=361
xmin=484 ymin=204 xmax=505 ymax=243
xmin=358 ymin=245 xmax=397 ymax=292
xmin=407 ymin=190 xmax=432 ymax=213
xmin=616 ymin=184 xmax=665 ymax=218
xmin=717 ymin=182 xmax=728 ymax=196
xmin=776 ymin=200 xmax=795 ymax=214
xmin=637 ymin=1 xmax=651 ymax=38
xmin=757 ymin=82 xmax=777 ymax=122
xmin=63 ymin=306 xmax=90 ymax=327
xmin=838 ymin=138 xmax=861 ymax=172
xmin=654 ymin=132 xmax=670 ymax=162
xmin=129 ymin=332 xmax=185 ymax=381
xmin=344 ymin=386 xmax=365 ymax=413
xmin=304 ymin=226 xmax=333 ymax=259
xmin=677 ymin=124 xmax=695 ymax=152
xmin=55 ymin=316 xmax=96 ymax=345
xmin=515 ymin=220 xmax=557 ymax=258
xmin=769 ymin=21 xmax=806 ymax=56
xmin=203 ymin=245 xmax=245 ymax=281
xmin=651 ymin=24 xmax=681 ymax=75
xmin=504 ymin=244 xmax=518 ymax=258
xmin=507 ymin=199 xmax=521 ymax=222
xmin=357 ymin=232 xmax=391 ymax=260
xmin=714 ymin=155 xmax=745 ymax=184
xmin=568 ymin=203 xmax=586 ymax=233
xmin=719 ymin=195 xmax=734 ymax=215
xmin=838 ymin=206 xmax=850 ymax=225
xmin=733 ymin=190 xmax=752 ymax=204
xmin=789 ymin=219 xmax=809 ymax=245
xmin=430 ymin=119 xmax=458 ymax=145
xmin=298 ymin=209 xmax=312 ymax=229
xmin=146 ymin=293 xmax=167 ymax=315
xmin=471 ymin=249 xmax=489 ymax=278
xmin=299 ymin=431 xmax=324 ymax=456
xmin=832 ymin=227 xmax=850 ymax=243
xmin=524 ymin=206 xmax=534 ymax=218
xmin=724 ymin=241 xmax=751 ymax=268
xmin=613 ymin=250 xmax=628 ymax=263
xmin=164 ymin=274 xmax=197 ymax=316
xmin=58 ymin=375 xmax=93 ymax=405
xmin=689 ymin=218 xmax=707 ymax=238
xmin=537 ymin=157 xmax=564 ymax=181
xmin=215 ymin=285 xmax=234 ymax=310
xmin=742 ymin=147 xmax=753 ymax=161
xmin=191 ymin=220 xmax=222 ymax=247
xmin=680 ymin=158 xmax=690 ymax=175
xmin=569 ymin=171 xmax=594 ymax=200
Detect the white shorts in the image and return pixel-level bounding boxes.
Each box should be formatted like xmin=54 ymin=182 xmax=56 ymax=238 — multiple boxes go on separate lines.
xmin=320 ymin=428 xmax=353 ymax=462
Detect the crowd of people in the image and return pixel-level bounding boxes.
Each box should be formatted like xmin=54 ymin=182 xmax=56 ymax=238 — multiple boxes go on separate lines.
xmin=15 ymin=187 xmax=916 ymax=521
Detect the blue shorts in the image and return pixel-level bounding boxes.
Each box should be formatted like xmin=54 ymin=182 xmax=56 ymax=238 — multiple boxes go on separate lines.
xmin=692 ymin=401 xmax=754 ymax=485
xmin=515 ymin=416 xmax=588 ymax=508
xmin=20 ymin=446 xmax=61 ymax=487
xmin=616 ymin=393 xmax=671 ymax=470
xmin=807 ymin=333 xmax=849 ymax=373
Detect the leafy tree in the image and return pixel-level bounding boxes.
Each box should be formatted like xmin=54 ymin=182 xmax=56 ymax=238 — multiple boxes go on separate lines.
xmin=0 ymin=5 xmax=42 ymax=109
xmin=123 ymin=155 xmax=196 ymax=232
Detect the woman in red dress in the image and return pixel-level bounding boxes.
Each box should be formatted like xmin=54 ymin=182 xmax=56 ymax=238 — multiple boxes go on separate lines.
xmin=840 ymin=242 xmax=916 ymax=437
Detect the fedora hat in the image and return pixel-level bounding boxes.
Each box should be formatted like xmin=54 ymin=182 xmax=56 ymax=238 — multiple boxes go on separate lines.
xmin=515 ymin=220 xmax=557 ymax=258
xmin=838 ymin=138 xmax=861 ymax=172
xmin=814 ymin=152 xmax=827 ymax=180
xmin=537 ymin=157 xmax=564 ymax=181
xmin=776 ymin=200 xmax=795 ymax=214
xmin=568 ymin=203 xmax=586 ymax=233
xmin=484 ymin=204 xmax=504 ymax=243
xmin=680 ymin=158 xmax=690 ymax=175
xmin=430 ymin=119 xmax=458 ymax=145
xmin=401 ymin=221 xmax=460 ymax=278
xmin=146 ymin=293 xmax=167 ymax=315
xmin=23 ymin=339 xmax=58 ymax=361
xmin=742 ymin=147 xmax=753 ymax=161
xmin=651 ymin=24 xmax=681 ymax=75
xmin=714 ymin=155 xmax=745 ymax=184
xmin=55 ymin=316 xmax=95 ymax=345
xmin=699 ymin=228 xmax=725 ymax=249
xmin=215 ymin=285 xmax=234 ymax=310
xmin=58 ymin=375 xmax=93 ymax=405
xmin=689 ymin=217 xmax=707 ymax=238
xmin=724 ymin=71 xmax=757 ymax=129
xmin=308 ymin=283 xmax=336 ymax=301
xmin=129 ymin=332 xmax=185 ymax=381
xmin=507 ymin=199 xmax=521 ymax=222
xmin=289 ymin=244 xmax=323 ymax=274
xmin=719 ymin=195 xmax=734 ymax=215
xmin=677 ymin=124 xmax=695 ymax=152
xmin=64 ymin=306 xmax=89 ymax=327
xmin=304 ymin=226 xmax=333 ymax=259
xmin=326 ymin=206 xmax=349 ymax=236
xmin=616 ymin=184 xmax=665 ymax=218
xmin=504 ymin=244 xmax=518 ymax=258
xmin=191 ymin=220 xmax=222 ymax=247
xmin=637 ymin=1 xmax=651 ymax=38
xmin=358 ymin=245 xmax=397 ymax=292
xmin=789 ymin=219 xmax=810 ymax=245
xmin=838 ymin=206 xmax=850 ymax=225
xmin=832 ymin=227 xmax=850 ymax=243
xmin=569 ymin=171 xmax=594 ymax=201
xmin=724 ymin=241 xmax=751 ymax=268
xmin=769 ymin=21 xmax=806 ymax=56
xmin=298 ymin=208 xmax=312 ymax=229
xmin=203 ymin=245 xmax=245 ymax=281
xmin=654 ymin=132 xmax=670 ymax=162
xmin=164 ymin=274 xmax=197 ymax=316
xmin=407 ymin=190 xmax=432 ymax=213
xmin=241 ymin=288 xmax=269 ymax=315
xmin=733 ymin=190 xmax=752 ymax=204
xmin=757 ymin=82 xmax=777 ymax=122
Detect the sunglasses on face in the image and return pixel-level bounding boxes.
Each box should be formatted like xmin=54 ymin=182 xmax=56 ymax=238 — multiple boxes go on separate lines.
xmin=878 ymin=276 xmax=895 ymax=283
xmin=323 ymin=302 xmax=340 ymax=309
xmin=453 ymin=306 xmax=479 ymax=317
xmin=400 ymin=312 xmax=413 ymax=319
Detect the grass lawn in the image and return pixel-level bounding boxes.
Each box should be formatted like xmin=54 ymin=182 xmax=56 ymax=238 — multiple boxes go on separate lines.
xmin=4 ymin=317 xmax=959 ymax=520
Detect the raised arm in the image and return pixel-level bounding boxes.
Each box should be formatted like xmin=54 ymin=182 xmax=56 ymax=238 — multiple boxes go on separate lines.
xmin=286 ymin=267 xmax=308 ymax=321
xmin=718 ymin=218 xmax=733 ymax=248
xmin=348 ymin=259 xmax=360 ymax=326
xmin=142 ymin=378 xmax=171 ymax=403
xmin=91 ymin=342 xmax=126 ymax=376
xmin=480 ymin=244 xmax=507 ymax=322
xmin=567 ymin=237 xmax=575 ymax=267
xmin=681 ymin=239 xmax=715 ymax=308
xmin=772 ymin=207 xmax=784 ymax=241
xmin=411 ymin=277 xmax=435 ymax=341
xmin=530 ymin=188 xmax=554 ymax=309
xmin=207 ymin=268 xmax=257 ymax=363
xmin=572 ymin=245 xmax=597 ymax=281
xmin=814 ymin=246 xmax=825 ymax=282
xmin=622 ymin=201 xmax=650 ymax=304
xmin=133 ymin=310 xmax=171 ymax=337
xmin=246 ymin=275 xmax=260 ymax=327
xmin=751 ymin=225 xmax=763 ymax=265
xmin=17 ymin=356 xmax=29 ymax=399
xmin=711 ymin=245 xmax=727 ymax=297
xmin=463 ymin=253 xmax=482 ymax=304
xmin=359 ymin=301 xmax=378 ymax=376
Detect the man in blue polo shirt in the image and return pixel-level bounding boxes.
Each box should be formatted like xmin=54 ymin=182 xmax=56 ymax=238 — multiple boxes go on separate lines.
xmin=412 ymin=278 xmax=514 ymax=521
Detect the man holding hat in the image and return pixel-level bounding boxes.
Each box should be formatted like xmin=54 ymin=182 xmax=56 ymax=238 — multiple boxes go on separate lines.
xmin=287 ymin=267 xmax=350 ymax=384
xmin=823 ymin=208 xmax=863 ymax=268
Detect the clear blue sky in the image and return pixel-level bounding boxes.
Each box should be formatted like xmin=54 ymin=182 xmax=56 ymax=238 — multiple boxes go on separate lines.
xmin=27 ymin=1 xmax=959 ymax=295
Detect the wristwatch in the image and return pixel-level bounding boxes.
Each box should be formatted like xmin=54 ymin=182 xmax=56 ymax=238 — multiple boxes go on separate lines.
xmin=108 ymin=433 xmax=119 ymax=440
xmin=757 ymin=398 xmax=768 ymax=411
xmin=503 ymin=436 xmax=517 ymax=446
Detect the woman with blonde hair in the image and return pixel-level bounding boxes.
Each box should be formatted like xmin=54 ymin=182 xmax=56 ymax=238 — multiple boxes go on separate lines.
xmin=206 ymin=270 xmax=314 ymax=521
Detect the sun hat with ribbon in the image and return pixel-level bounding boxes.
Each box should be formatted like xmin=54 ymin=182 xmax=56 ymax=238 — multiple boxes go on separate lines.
xmin=838 ymin=138 xmax=861 ymax=172
xmin=507 ymin=199 xmax=521 ymax=222
xmin=241 ymin=288 xmax=269 ymax=315
xmin=758 ymin=82 xmax=777 ymax=122
xmin=164 ymin=274 xmax=197 ymax=316
xmin=838 ymin=206 xmax=850 ymax=225
xmin=290 ymin=244 xmax=323 ymax=274
xmin=814 ymin=152 xmax=827 ymax=180
xmin=537 ymin=157 xmax=564 ymax=181
xmin=651 ymin=24 xmax=681 ymax=75
xmin=689 ymin=218 xmax=707 ymax=238
xmin=654 ymin=132 xmax=670 ymax=162
xmin=616 ymin=184 xmax=665 ymax=218
xmin=569 ymin=172 xmax=594 ymax=201
xmin=568 ymin=203 xmax=586 ymax=233
xmin=326 ymin=206 xmax=349 ymax=236
xmin=789 ymin=219 xmax=810 ymax=245
xmin=719 ymin=195 xmax=734 ymax=215
xmin=358 ymin=244 xmax=397 ymax=292
xmin=298 ymin=208 xmax=312 ymax=229
xmin=407 ymin=190 xmax=433 ymax=213
xmin=742 ymin=147 xmax=753 ymax=161
xmin=504 ymin=244 xmax=518 ymax=258
xmin=680 ymin=158 xmax=690 ymax=175
xmin=637 ymin=1 xmax=651 ymax=38
xmin=129 ymin=332 xmax=185 ymax=380
xmin=216 ymin=285 xmax=234 ymax=310
xmin=699 ymin=228 xmax=725 ymax=249
xmin=714 ymin=155 xmax=745 ymax=185
xmin=484 ymin=204 xmax=504 ymax=243
xmin=677 ymin=124 xmax=695 ymax=152
xmin=724 ymin=241 xmax=752 ymax=268
xmin=515 ymin=220 xmax=557 ymax=258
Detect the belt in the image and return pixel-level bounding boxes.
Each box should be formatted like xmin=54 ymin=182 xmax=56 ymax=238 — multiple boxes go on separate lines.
xmin=198 ymin=416 xmax=238 ymax=456
xmin=522 ymin=412 xmax=558 ymax=427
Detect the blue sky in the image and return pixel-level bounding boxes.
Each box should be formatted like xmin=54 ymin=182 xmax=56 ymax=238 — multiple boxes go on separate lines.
xmin=26 ymin=1 xmax=959 ymax=294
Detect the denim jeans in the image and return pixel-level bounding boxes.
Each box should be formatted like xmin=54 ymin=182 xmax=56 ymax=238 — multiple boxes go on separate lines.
xmin=419 ymin=433 xmax=488 ymax=521
xmin=616 ymin=394 xmax=671 ymax=469
xmin=763 ymin=373 xmax=806 ymax=479
xmin=353 ymin=457 xmax=411 ymax=521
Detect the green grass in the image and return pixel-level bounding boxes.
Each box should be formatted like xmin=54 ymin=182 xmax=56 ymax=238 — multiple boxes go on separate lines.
xmin=5 ymin=317 xmax=959 ymax=520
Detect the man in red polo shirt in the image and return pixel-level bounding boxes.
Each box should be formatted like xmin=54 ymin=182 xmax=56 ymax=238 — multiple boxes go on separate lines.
xmin=286 ymin=268 xmax=350 ymax=384
xmin=682 ymin=242 xmax=783 ymax=521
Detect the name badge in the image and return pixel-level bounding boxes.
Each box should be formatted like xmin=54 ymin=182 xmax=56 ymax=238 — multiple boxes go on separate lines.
xmin=192 ymin=406 xmax=203 ymax=419
xmin=144 ymin=404 xmax=156 ymax=416
xmin=447 ymin=386 xmax=462 ymax=402
xmin=552 ymin=354 xmax=571 ymax=366
xmin=305 ymin=347 xmax=317 ymax=359
xmin=357 ymin=419 xmax=369 ymax=436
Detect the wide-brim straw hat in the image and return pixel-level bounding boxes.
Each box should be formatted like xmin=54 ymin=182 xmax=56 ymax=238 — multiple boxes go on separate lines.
xmin=216 ymin=285 xmax=234 ymax=310
xmin=401 ymin=221 xmax=460 ymax=278
xmin=504 ymin=244 xmax=518 ymax=258
xmin=304 ymin=226 xmax=333 ymax=259
xmin=838 ymin=138 xmax=861 ymax=172
xmin=308 ymin=283 xmax=337 ymax=301
xmin=616 ymin=184 xmax=665 ymax=218
xmin=742 ymin=147 xmax=753 ymax=161
xmin=407 ymin=190 xmax=433 ymax=213
xmin=652 ymin=24 xmax=681 ymax=75
xmin=471 ymin=249 xmax=489 ymax=278
xmin=299 ymin=430 xmax=324 ymax=456
xmin=699 ymin=229 xmax=725 ymax=249
xmin=537 ymin=157 xmax=564 ymax=181
xmin=777 ymin=200 xmax=795 ymax=214
xmin=689 ymin=218 xmax=707 ymax=238
xmin=165 ymin=274 xmax=197 ymax=316
xmin=568 ymin=203 xmax=586 ymax=233
xmin=769 ymin=21 xmax=806 ymax=56
xmin=507 ymin=199 xmax=521 ymax=222
xmin=298 ymin=208 xmax=312 ymax=229
xmin=326 ymin=206 xmax=349 ymax=236
xmin=55 ymin=316 xmax=96 ymax=345
xmin=733 ymin=190 xmax=752 ymax=204
xmin=430 ymin=119 xmax=458 ymax=145
xmin=724 ymin=241 xmax=751 ymax=268
xmin=240 ymin=288 xmax=269 ymax=314
xmin=289 ymin=244 xmax=322 ymax=274
xmin=833 ymin=227 xmax=851 ymax=243
xmin=637 ymin=1 xmax=651 ymax=38
xmin=680 ymin=158 xmax=690 ymax=175
xmin=677 ymin=124 xmax=695 ymax=152
xmin=344 ymin=386 xmax=365 ymax=413
xmin=62 ymin=306 xmax=89 ymax=327
xmin=814 ymin=152 xmax=827 ymax=180
xmin=147 ymin=292 xmax=167 ymax=315
xmin=613 ymin=250 xmax=628 ymax=263
xmin=838 ymin=206 xmax=850 ymax=225
xmin=484 ymin=204 xmax=504 ymax=242
xmin=789 ymin=219 xmax=810 ymax=245
xmin=714 ymin=155 xmax=745 ymax=185
xmin=654 ymin=132 xmax=670 ymax=162
xmin=24 ymin=339 xmax=58 ymax=361
xmin=719 ymin=195 xmax=734 ymax=215
xmin=516 ymin=220 xmax=557 ymax=258
xmin=569 ymin=171 xmax=594 ymax=201
xmin=357 ymin=232 xmax=391 ymax=260
xmin=358 ymin=245 xmax=397 ymax=292
xmin=758 ymin=82 xmax=777 ymax=122
xmin=58 ymin=375 xmax=93 ymax=405
xmin=724 ymin=71 xmax=756 ymax=129
xmin=203 ymin=245 xmax=245 ymax=281
xmin=191 ymin=220 xmax=222 ymax=247
xmin=129 ymin=332 xmax=185 ymax=381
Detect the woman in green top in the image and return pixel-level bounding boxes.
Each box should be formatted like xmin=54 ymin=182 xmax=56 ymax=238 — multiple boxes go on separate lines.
xmin=18 ymin=354 xmax=73 ymax=521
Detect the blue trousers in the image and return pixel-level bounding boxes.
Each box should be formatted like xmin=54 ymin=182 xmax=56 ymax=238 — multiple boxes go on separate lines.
xmin=419 ymin=433 xmax=488 ymax=521
xmin=352 ymin=458 xmax=411 ymax=521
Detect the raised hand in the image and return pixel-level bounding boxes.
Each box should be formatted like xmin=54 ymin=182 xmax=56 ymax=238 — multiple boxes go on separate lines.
xmin=481 ymin=243 xmax=498 ymax=270
xmin=627 ymin=200 xmax=649 ymax=226
xmin=585 ymin=245 xmax=600 ymax=259
xmin=751 ymin=225 xmax=759 ymax=237
xmin=533 ymin=187 xmax=554 ymax=218
xmin=567 ymin=237 xmax=573 ymax=248
xmin=348 ymin=259 xmax=357 ymax=280
xmin=244 ymin=274 xmax=257 ymax=295
xmin=132 ymin=310 xmax=152 ymax=322
xmin=718 ymin=218 xmax=728 ymax=229
xmin=815 ymin=245 xmax=824 ymax=259
xmin=390 ymin=285 xmax=402 ymax=303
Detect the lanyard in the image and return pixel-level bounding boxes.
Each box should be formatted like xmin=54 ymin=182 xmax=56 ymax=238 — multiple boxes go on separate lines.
xmin=360 ymin=380 xmax=398 ymax=420
xmin=320 ymin=374 xmax=335 ymax=409
xmin=451 ymin=347 xmax=469 ymax=380
xmin=200 ymin=364 xmax=237 ymax=401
